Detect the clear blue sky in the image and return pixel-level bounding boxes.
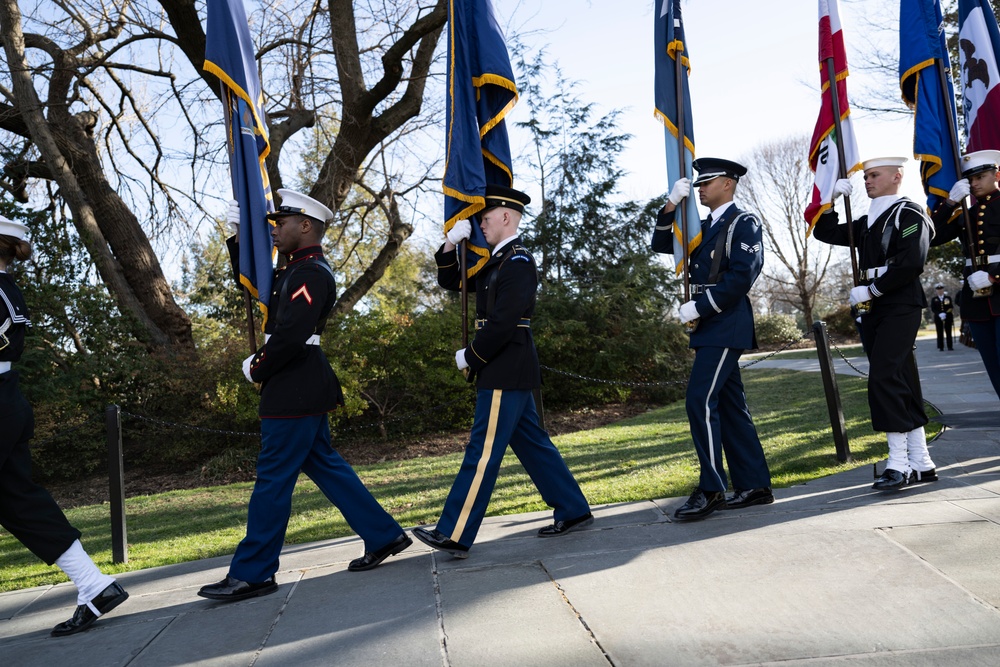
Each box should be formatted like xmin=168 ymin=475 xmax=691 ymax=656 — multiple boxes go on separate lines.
xmin=493 ymin=0 xmax=928 ymax=212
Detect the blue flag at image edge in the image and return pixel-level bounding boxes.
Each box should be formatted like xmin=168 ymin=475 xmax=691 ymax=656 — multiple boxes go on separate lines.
xmin=653 ymin=0 xmax=699 ymax=275
xmin=899 ymin=0 xmax=960 ymax=212
xmin=444 ymin=0 xmax=518 ymax=280
xmin=204 ymin=0 xmax=276 ymax=321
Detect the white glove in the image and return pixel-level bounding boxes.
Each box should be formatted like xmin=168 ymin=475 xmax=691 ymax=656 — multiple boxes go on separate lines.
xmin=948 ymin=179 xmax=970 ymax=203
xmin=968 ymin=270 xmax=992 ymax=291
xmin=455 ymin=348 xmax=469 ymax=371
xmin=446 ymin=219 xmax=472 ymax=245
xmin=242 ymin=353 xmax=255 ymax=383
xmin=678 ymin=300 xmax=699 ymax=323
xmin=938 ymin=312 xmax=946 ymax=320
xmin=849 ymin=285 xmax=872 ymax=306
xmin=832 ymin=179 xmax=853 ymax=199
xmin=227 ymin=199 xmax=241 ymax=234
xmin=667 ymin=178 xmax=691 ymax=205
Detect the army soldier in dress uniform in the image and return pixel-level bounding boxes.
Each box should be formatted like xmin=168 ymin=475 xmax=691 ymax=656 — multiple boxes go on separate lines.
xmin=0 ymin=215 xmax=129 ymax=636
xmin=199 ymin=190 xmax=410 ymax=602
xmin=652 ymin=158 xmax=773 ymax=522
xmin=930 ymin=149 xmax=1000 ymax=399
xmin=412 ymin=184 xmax=592 ymax=558
xmin=930 ymin=283 xmax=954 ymax=351
xmin=818 ymin=158 xmax=938 ymax=490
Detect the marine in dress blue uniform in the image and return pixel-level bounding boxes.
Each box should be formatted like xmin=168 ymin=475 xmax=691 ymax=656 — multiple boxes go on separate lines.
xmin=815 ymin=158 xmax=937 ymax=490
xmin=199 ymin=190 xmax=410 ymax=602
xmin=652 ymin=158 xmax=772 ymax=522
xmin=0 ymin=216 xmax=128 ymax=636
xmin=930 ymin=150 xmax=1000 ymax=400
xmin=411 ymin=185 xmax=592 ymax=558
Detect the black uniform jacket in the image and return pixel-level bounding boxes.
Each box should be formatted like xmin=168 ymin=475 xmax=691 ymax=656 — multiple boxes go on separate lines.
xmin=229 ymin=241 xmax=344 ymax=418
xmin=930 ymin=295 xmax=953 ymax=318
xmin=435 ymin=237 xmax=541 ymax=390
xmin=813 ymin=198 xmax=931 ymax=309
xmin=0 ymin=273 xmax=31 ymax=456
xmin=931 ymin=191 xmax=1000 ymax=320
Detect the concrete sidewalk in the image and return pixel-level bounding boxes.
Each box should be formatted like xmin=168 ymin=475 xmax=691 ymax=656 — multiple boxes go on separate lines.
xmin=3 ymin=338 xmax=1000 ymax=666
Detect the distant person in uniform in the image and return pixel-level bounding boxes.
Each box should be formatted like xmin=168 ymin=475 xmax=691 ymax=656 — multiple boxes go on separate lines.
xmin=930 ymin=283 xmax=954 ymax=351
xmin=652 ymin=158 xmax=773 ymax=521
xmin=412 ymin=184 xmax=593 ymax=558
xmin=930 ymin=149 xmax=1000 ymax=399
xmin=199 ymin=190 xmax=410 ymax=602
xmin=0 ymin=215 xmax=129 ymax=636
xmin=817 ymin=157 xmax=938 ymax=489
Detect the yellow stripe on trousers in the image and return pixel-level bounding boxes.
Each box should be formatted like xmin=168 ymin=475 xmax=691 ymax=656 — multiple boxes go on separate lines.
xmin=450 ymin=389 xmax=503 ymax=543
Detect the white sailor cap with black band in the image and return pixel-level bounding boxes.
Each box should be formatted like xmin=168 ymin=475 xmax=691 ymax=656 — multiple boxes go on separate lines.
xmin=0 ymin=215 xmax=29 ymax=241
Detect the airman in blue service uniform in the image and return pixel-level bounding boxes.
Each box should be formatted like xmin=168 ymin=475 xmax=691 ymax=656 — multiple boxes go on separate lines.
xmin=0 ymin=216 xmax=129 ymax=636
xmin=931 ymin=149 xmax=1000 ymax=400
xmin=412 ymin=184 xmax=592 ymax=558
xmin=817 ymin=158 xmax=937 ymax=490
xmin=199 ymin=190 xmax=410 ymax=602
xmin=652 ymin=158 xmax=773 ymax=522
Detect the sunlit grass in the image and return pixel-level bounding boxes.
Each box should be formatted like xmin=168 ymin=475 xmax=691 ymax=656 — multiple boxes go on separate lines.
xmin=0 ymin=368 xmax=937 ymax=593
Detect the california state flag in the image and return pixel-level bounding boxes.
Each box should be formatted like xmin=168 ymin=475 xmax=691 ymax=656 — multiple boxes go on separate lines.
xmin=959 ymin=0 xmax=1000 ymax=151
xmin=805 ymin=0 xmax=861 ymax=233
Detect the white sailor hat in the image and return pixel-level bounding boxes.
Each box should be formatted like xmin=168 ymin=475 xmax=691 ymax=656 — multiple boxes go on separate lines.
xmin=862 ymin=157 xmax=908 ymax=170
xmin=267 ymin=189 xmax=334 ymax=223
xmin=0 ymin=214 xmax=28 ymax=240
xmin=960 ymin=149 xmax=1000 ymax=177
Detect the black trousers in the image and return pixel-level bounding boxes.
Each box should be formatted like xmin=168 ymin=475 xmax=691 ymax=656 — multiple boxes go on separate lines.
xmin=0 ymin=371 xmax=80 ymax=565
xmin=860 ymin=304 xmax=929 ymax=433
xmin=934 ymin=314 xmax=954 ymax=350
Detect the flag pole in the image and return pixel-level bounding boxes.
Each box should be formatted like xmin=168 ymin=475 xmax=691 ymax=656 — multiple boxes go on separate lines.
xmin=824 ymin=57 xmax=859 ymax=286
xmin=934 ymin=58 xmax=993 ymax=297
xmin=674 ymin=30 xmax=691 ymax=305
xmin=459 ymin=239 xmax=469 ymax=348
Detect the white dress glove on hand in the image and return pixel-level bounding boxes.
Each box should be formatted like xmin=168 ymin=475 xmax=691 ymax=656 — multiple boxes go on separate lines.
xmin=242 ymin=353 xmax=255 ymax=383
xmin=939 ymin=312 xmax=946 ymax=320
xmin=455 ymin=348 xmax=470 ymax=371
xmin=227 ymin=199 xmax=241 ymax=235
xmin=968 ymin=270 xmax=992 ymax=291
xmin=948 ymin=179 xmax=970 ymax=203
xmin=446 ymin=219 xmax=473 ymax=245
xmin=678 ymin=300 xmax=699 ymax=323
xmin=849 ymin=285 xmax=872 ymax=306
xmin=667 ymin=178 xmax=692 ymax=205
xmin=832 ymin=179 xmax=853 ymax=199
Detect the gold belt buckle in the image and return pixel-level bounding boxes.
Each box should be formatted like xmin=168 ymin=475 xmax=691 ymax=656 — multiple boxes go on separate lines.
xmin=0 ymin=332 xmax=9 ymax=352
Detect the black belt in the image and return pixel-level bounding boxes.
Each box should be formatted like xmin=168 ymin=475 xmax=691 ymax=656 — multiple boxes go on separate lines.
xmin=475 ymin=318 xmax=531 ymax=331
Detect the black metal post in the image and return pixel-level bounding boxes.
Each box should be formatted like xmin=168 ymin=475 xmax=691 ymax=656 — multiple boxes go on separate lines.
xmin=105 ymin=404 xmax=128 ymax=564
xmin=812 ymin=321 xmax=851 ymax=462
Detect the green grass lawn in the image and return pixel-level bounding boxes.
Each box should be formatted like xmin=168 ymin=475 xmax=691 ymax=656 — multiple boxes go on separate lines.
xmin=0 ymin=368 xmax=937 ymax=593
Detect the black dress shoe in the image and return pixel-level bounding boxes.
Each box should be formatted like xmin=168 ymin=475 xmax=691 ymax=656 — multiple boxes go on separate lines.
xmin=723 ymin=487 xmax=774 ymax=509
xmin=51 ymin=581 xmax=129 ymax=637
xmin=197 ymin=575 xmax=278 ymax=601
xmin=872 ymin=468 xmax=910 ymax=491
xmin=537 ymin=512 xmax=594 ymax=537
xmin=348 ymin=533 xmax=413 ymax=572
xmin=910 ymin=468 xmax=939 ymax=484
xmin=412 ymin=527 xmax=469 ymax=559
xmin=673 ymin=488 xmax=727 ymax=522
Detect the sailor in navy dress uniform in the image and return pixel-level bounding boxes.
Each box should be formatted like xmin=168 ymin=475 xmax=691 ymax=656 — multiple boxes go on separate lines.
xmin=412 ymin=184 xmax=592 ymax=558
xmin=0 ymin=215 xmax=128 ymax=635
xmin=930 ymin=149 xmax=1000 ymax=399
xmin=199 ymin=190 xmax=410 ymax=602
xmin=651 ymin=158 xmax=773 ymax=522
xmin=815 ymin=157 xmax=937 ymax=490
xmin=929 ymin=283 xmax=954 ymax=351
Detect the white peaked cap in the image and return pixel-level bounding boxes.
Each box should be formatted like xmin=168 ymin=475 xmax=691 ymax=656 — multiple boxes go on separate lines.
xmin=267 ymin=189 xmax=334 ymax=223
xmin=960 ymin=150 xmax=1000 ymax=177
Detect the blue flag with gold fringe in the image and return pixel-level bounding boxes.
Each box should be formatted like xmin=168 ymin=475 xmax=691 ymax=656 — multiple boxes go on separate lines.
xmin=899 ymin=0 xmax=961 ymax=212
xmin=654 ymin=0 xmax=699 ymax=274
xmin=444 ymin=0 xmax=518 ymax=279
xmin=204 ymin=0 xmax=275 ymax=320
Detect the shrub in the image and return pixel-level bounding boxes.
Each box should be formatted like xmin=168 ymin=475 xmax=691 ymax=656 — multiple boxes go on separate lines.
xmin=754 ymin=313 xmax=804 ymax=348
xmin=819 ymin=305 xmax=862 ymax=340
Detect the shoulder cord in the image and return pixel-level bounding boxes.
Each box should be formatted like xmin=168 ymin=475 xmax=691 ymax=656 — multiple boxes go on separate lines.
xmin=707 ymin=213 xmax=750 ymax=284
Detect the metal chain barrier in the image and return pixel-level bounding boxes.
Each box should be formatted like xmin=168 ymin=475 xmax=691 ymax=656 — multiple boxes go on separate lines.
xmin=825 ymin=333 xmax=869 ymax=377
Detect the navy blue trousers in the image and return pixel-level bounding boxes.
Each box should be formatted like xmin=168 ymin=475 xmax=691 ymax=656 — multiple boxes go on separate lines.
xmin=436 ymin=389 xmax=590 ymax=548
xmin=229 ymin=415 xmax=402 ymax=583
xmin=685 ymin=347 xmax=771 ymax=493
xmin=969 ymin=317 xmax=1000 ymax=400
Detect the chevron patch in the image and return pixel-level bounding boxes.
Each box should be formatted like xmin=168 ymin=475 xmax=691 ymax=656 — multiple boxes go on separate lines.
xmin=291 ymin=285 xmax=313 ymax=305
xmin=740 ymin=242 xmax=761 ymax=253
xmin=900 ymin=223 xmax=918 ymax=238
